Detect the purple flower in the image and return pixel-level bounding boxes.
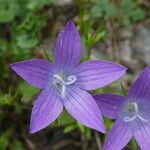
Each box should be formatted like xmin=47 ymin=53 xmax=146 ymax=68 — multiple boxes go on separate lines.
xmin=10 ymin=21 xmax=127 ymax=134
xmin=94 ymin=67 xmax=150 ymax=150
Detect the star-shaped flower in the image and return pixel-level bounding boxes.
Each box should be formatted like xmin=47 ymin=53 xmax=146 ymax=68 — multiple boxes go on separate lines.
xmin=11 ymin=21 xmax=127 ymax=134
xmin=94 ymin=67 xmax=150 ymax=150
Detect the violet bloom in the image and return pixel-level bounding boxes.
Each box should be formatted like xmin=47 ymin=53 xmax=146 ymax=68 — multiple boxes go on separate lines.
xmin=94 ymin=67 xmax=150 ymax=150
xmin=11 ymin=21 xmax=126 ymax=134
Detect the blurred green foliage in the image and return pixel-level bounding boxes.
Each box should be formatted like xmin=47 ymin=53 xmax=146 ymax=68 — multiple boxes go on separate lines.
xmin=27 ymin=0 xmax=55 ymax=11
xmin=0 ymin=0 xmax=148 ymax=149
xmin=0 ymin=0 xmax=24 ymax=23
xmin=91 ymin=0 xmax=146 ymax=27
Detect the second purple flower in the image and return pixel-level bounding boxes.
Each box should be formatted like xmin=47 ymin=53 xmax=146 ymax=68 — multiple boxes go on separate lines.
xmin=95 ymin=67 xmax=150 ymax=150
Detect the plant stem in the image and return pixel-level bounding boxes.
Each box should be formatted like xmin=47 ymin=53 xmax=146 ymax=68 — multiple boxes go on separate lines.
xmin=94 ymin=131 xmax=102 ymax=150
xmin=120 ymin=81 xmax=126 ymax=96
xmin=81 ymin=133 xmax=88 ymax=150
xmin=87 ymin=48 xmax=91 ymax=60
xmin=43 ymin=47 xmax=51 ymax=62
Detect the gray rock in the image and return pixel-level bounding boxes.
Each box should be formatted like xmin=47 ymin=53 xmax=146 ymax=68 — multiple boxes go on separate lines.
xmin=54 ymin=0 xmax=73 ymax=6
xmin=131 ymin=26 xmax=150 ymax=65
xmin=119 ymin=28 xmax=139 ymax=70
xmin=90 ymin=42 xmax=107 ymax=60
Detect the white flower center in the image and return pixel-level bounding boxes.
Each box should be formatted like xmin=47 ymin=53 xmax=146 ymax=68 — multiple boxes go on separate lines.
xmin=53 ymin=74 xmax=76 ymax=98
xmin=123 ymin=102 xmax=147 ymax=123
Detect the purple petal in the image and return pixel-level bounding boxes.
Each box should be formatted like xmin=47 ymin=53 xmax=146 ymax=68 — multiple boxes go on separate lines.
xmin=30 ymin=87 xmax=63 ymax=133
xmin=10 ymin=59 xmax=52 ymax=89
xmin=72 ymin=60 xmax=127 ymax=90
xmin=103 ymin=118 xmax=132 ymax=150
xmin=94 ymin=94 xmax=125 ymax=119
xmin=54 ymin=21 xmax=82 ymax=70
xmin=63 ymin=86 xmax=106 ymax=133
xmin=129 ymin=67 xmax=150 ymax=100
xmin=134 ymin=120 xmax=150 ymax=150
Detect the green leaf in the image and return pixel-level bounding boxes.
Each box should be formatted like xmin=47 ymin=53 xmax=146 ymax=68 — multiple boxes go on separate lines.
xmin=17 ymin=34 xmax=38 ymax=49
xmin=96 ymin=0 xmax=108 ymax=8
xmin=121 ymin=0 xmax=134 ymax=15
xmin=93 ymin=30 xmax=106 ymax=45
xmin=18 ymin=82 xmax=39 ymax=104
xmin=105 ymin=4 xmax=117 ymax=17
xmin=15 ymin=13 xmax=48 ymax=49
xmin=77 ymin=122 xmax=92 ymax=139
xmin=90 ymin=6 xmax=102 ymax=18
xmin=0 ymin=39 xmax=7 ymax=53
xmin=85 ymin=128 xmax=92 ymax=139
xmin=0 ymin=131 xmax=10 ymax=150
xmin=123 ymin=16 xmax=131 ymax=27
xmin=10 ymin=140 xmax=24 ymax=150
xmin=104 ymin=117 xmax=113 ymax=130
xmin=0 ymin=92 xmax=14 ymax=107
xmin=0 ymin=0 xmax=20 ymax=23
xmin=27 ymin=0 xmax=54 ymax=10
xmin=77 ymin=122 xmax=85 ymax=133
xmin=63 ymin=125 xmax=77 ymax=133
xmin=58 ymin=110 xmax=75 ymax=126
xmin=131 ymin=9 xmax=145 ymax=22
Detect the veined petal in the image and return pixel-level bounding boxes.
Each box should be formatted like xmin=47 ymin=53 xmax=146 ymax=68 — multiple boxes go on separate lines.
xmin=72 ymin=60 xmax=127 ymax=90
xmin=94 ymin=94 xmax=125 ymax=119
xmin=129 ymin=67 xmax=150 ymax=100
xmin=54 ymin=21 xmax=82 ymax=70
xmin=10 ymin=59 xmax=52 ymax=89
xmin=103 ymin=118 xmax=132 ymax=150
xmin=134 ymin=120 xmax=150 ymax=150
xmin=30 ymin=87 xmax=63 ymax=133
xmin=63 ymin=86 xmax=106 ymax=133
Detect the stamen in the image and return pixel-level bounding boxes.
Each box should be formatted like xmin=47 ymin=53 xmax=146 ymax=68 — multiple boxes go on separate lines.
xmin=138 ymin=116 xmax=148 ymax=123
xmin=53 ymin=74 xmax=76 ymax=98
xmin=133 ymin=102 xmax=138 ymax=112
xmin=65 ymin=75 xmax=76 ymax=85
xmin=61 ymin=85 xmax=66 ymax=98
xmin=123 ymin=115 xmax=148 ymax=123
xmin=53 ymin=74 xmax=65 ymax=84
xmin=123 ymin=116 xmax=137 ymax=122
xmin=123 ymin=102 xmax=147 ymax=123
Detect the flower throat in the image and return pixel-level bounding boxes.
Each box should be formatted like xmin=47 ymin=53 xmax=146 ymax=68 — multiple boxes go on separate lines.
xmin=123 ymin=102 xmax=147 ymax=123
xmin=53 ymin=74 xmax=76 ymax=98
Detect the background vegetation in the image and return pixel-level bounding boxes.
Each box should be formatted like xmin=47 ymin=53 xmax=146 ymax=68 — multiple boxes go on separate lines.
xmin=0 ymin=0 xmax=149 ymax=149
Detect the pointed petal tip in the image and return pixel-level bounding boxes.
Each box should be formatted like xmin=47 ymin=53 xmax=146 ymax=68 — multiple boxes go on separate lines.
xmin=29 ymin=129 xmax=35 ymax=134
xmin=97 ymin=125 xmax=106 ymax=134
xmin=29 ymin=126 xmax=39 ymax=134
xmin=65 ymin=20 xmax=76 ymax=29
xmin=123 ymin=66 xmax=128 ymax=72
xmin=86 ymin=120 xmax=106 ymax=134
xmin=144 ymin=66 xmax=150 ymax=72
xmin=10 ymin=63 xmax=15 ymax=69
xmin=119 ymin=64 xmax=128 ymax=72
xmin=10 ymin=63 xmax=18 ymax=72
xmin=89 ymin=117 xmax=106 ymax=133
xmin=117 ymin=65 xmax=128 ymax=76
xmin=29 ymin=121 xmax=44 ymax=134
xmin=10 ymin=62 xmax=22 ymax=70
xmin=124 ymin=66 xmax=128 ymax=71
xmin=94 ymin=118 xmax=106 ymax=133
xmin=66 ymin=20 xmax=74 ymax=25
xmin=145 ymin=66 xmax=150 ymax=69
